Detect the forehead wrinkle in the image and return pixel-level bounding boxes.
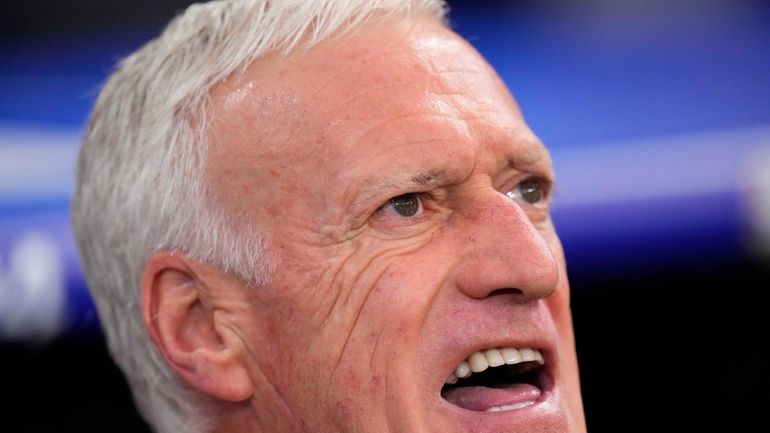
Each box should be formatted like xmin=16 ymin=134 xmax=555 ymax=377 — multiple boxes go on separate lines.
xmin=313 ymin=40 xmax=489 ymax=116
xmin=346 ymin=110 xmax=470 ymax=154
xmin=307 ymin=43 xmax=407 ymax=100
xmin=429 ymin=59 xmax=485 ymax=75
xmin=328 ymin=84 xmax=489 ymax=137
xmin=428 ymin=66 xmax=488 ymax=84
xmin=317 ymin=61 xmax=467 ymax=120
xmin=307 ymin=19 xmax=456 ymax=98
xmin=327 ymin=77 xmax=426 ymax=111
xmin=416 ymin=39 xmax=491 ymax=81
xmin=326 ymin=46 xmax=492 ymax=106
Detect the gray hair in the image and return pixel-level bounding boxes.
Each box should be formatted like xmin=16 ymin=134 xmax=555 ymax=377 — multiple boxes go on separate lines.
xmin=71 ymin=0 xmax=447 ymax=432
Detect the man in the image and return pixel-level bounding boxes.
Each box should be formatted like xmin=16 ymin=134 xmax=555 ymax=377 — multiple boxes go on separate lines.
xmin=72 ymin=0 xmax=586 ymax=432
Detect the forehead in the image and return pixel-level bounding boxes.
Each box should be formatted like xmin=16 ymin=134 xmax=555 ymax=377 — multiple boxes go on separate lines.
xmin=206 ymin=17 xmax=548 ymax=217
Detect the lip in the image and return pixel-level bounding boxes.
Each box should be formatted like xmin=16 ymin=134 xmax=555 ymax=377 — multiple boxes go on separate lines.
xmin=439 ymin=385 xmax=566 ymax=432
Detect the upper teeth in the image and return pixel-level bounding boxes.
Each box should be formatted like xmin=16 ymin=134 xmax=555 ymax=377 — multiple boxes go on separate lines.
xmin=446 ymin=347 xmax=544 ymax=385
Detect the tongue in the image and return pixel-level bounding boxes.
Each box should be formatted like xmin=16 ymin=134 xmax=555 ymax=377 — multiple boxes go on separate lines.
xmin=443 ymin=384 xmax=541 ymax=412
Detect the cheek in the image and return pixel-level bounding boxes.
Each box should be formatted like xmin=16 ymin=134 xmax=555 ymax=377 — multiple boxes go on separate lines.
xmin=243 ymin=232 xmax=452 ymax=412
xmin=316 ymin=258 xmax=449 ymax=409
xmin=326 ymin=244 xmax=451 ymax=372
xmin=331 ymin=251 xmax=448 ymax=369
xmin=370 ymin=259 xmax=446 ymax=317
xmin=334 ymin=233 xmax=449 ymax=329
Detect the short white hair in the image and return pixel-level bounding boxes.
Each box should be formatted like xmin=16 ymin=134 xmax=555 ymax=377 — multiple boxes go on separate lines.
xmin=71 ymin=1 xmax=448 ymax=432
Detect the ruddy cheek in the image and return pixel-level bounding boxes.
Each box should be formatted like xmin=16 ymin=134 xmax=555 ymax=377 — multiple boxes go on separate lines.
xmin=370 ymin=374 xmax=385 ymax=392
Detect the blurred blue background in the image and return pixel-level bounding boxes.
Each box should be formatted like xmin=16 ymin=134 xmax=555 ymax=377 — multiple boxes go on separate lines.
xmin=1 ymin=0 xmax=769 ymax=432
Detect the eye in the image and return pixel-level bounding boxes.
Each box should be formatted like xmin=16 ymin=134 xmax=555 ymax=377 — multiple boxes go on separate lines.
xmin=378 ymin=193 xmax=424 ymax=217
xmin=506 ymin=177 xmax=548 ymax=206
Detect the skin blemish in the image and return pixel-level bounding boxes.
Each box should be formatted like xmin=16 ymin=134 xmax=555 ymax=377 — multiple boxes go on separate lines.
xmin=370 ymin=375 xmax=384 ymax=389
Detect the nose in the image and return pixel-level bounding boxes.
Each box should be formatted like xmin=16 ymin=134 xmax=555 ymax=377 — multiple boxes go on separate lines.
xmin=453 ymin=191 xmax=559 ymax=303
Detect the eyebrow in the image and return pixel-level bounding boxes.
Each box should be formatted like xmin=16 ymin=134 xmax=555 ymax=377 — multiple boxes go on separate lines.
xmin=346 ymin=168 xmax=457 ymax=213
xmin=341 ymin=141 xmax=552 ymax=220
xmin=370 ymin=168 xmax=455 ymax=196
xmin=410 ymin=168 xmax=453 ymax=187
xmin=505 ymin=142 xmax=553 ymax=176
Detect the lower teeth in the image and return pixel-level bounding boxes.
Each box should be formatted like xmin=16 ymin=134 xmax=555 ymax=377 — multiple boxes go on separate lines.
xmin=485 ymin=401 xmax=536 ymax=412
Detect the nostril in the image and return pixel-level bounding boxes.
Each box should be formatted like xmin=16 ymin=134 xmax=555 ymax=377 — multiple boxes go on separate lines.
xmin=487 ymin=288 xmax=525 ymax=300
xmin=486 ymin=287 xmax=555 ymax=304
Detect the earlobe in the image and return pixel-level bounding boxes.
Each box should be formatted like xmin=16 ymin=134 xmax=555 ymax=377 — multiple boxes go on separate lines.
xmin=141 ymin=252 xmax=255 ymax=402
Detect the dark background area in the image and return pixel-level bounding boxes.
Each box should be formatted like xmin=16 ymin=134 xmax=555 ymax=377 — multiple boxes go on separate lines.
xmin=2 ymin=1 xmax=769 ymax=432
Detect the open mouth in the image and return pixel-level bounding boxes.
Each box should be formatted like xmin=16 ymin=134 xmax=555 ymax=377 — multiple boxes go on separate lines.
xmin=441 ymin=347 xmax=546 ymax=413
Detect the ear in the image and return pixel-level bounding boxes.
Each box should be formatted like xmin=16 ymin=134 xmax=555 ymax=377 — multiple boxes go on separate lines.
xmin=141 ymin=251 xmax=254 ymax=402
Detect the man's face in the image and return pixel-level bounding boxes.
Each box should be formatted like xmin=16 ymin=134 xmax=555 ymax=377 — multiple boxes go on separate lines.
xmin=205 ymin=17 xmax=584 ymax=433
